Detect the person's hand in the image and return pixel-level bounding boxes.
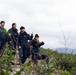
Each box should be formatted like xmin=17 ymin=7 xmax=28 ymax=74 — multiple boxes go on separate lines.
xmin=31 ymin=32 xmax=33 ymax=36
xmin=39 ymin=42 xmax=42 ymax=44
xmin=8 ymin=33 xmax=11 ymax=36
xmin=9 ymin=41 xmax=12 ymax=43
xmin=38 ymin=54 xmax=41 ymax=57
xmin=19 ymin=46 xmax=21 ymax=49
xmin=38 ymin=54 xmax=42 ymax=59
xmin=40 ymin=42 xmax=44 ymax=45
xmin=39 ymin=41 xmax=44 ymax=44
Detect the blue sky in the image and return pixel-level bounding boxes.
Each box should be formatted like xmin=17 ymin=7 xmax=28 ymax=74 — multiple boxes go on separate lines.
xmin=0 ymin=0 xmax=76 ymax=49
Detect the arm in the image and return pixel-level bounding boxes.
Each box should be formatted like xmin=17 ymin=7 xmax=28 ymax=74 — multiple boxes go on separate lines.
xmin=38 ymin=42 xmax=45 ymax=47
xmin=32 ymin=49 xmax=39 ymax=55
xmin=27 ymin=33 xmax=33 ymax=40
xmin=34 ymin=42 xmax=45 ymax=47
xmin=7 ymin=29 xmax=12 ymax=44
xmin=18 ymin=35 xmax=21 ymax=48
xmin=15 ymin=29 xmax=18 ymax=39
xmin=31 ymin=40 xmax=44 ymax=47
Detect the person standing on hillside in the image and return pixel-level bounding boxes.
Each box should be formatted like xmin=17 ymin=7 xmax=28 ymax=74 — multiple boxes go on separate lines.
xmin=30 ymin=34 xmax=49 ymax=64
xmin=0 ymin=21 xmax=7 ymax=57
xmin=8 ymin=23 xmax=18 ymax=50
xmin=18 ymin=26 xmax=33 ymax=64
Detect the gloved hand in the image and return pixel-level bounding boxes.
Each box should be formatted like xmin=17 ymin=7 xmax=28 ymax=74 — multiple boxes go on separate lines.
xmin=41 ymin=42 xmax=44 ymax=45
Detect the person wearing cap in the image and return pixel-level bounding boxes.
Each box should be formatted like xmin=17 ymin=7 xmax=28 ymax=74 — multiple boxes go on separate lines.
xmin=0 ymin=21 xmax=7 ymax=56
xmin=18 ymin=26 xmax=33 ymax=64
xmin=30 ymin=34 xmax=48 ymax=64
xmin=8 ymin=23 xmax=18 ymax=50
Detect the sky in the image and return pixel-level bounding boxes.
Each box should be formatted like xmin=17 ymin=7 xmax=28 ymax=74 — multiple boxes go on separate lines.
xmin=0 ymin=0 xmax=76 ymax=50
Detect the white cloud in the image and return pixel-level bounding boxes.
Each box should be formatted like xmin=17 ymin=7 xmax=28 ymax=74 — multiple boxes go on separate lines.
xmin=0 ymin=0 xmax=76 ymax=49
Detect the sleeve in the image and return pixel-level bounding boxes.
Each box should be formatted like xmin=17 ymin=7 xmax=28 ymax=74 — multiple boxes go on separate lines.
xmin=30 ymin=40 xmax=34 ymax=45
xmin=18 ymin=35 xmax=21 ymax=46
xmin=30 ymin=40 xmax=36 ymax=47
xmin=7 ymin=29 xmax=12 ymax=42
xmin=15 ymin=30 xmax=18 ymax=41
xmin=6 ymin=34 xmax=10 ymax=43
xmin=32 ymin=49 xmax=36 ymax=55
xmin=27 ymin=34 xmax=33 ymax=40
xmin=30 ymin=40 xmax=44 ymax=47
xmin=37 ymin=42 xmax=45 ymax=47
xmin=32 ymin=49 xmax=39 ymax=55
xmin=8 ymin=29 xmax=11 ymax=34
xmin=16 ymin=29 xmax=18 ymax=37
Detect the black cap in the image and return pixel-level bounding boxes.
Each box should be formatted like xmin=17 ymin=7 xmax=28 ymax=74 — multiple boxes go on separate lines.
xmin=20 ymin=26 xmax=25 ymax=30
xmin=12 ymin=23 xmax=16 ymax=26
xmin=1 ymin=21 xmax=5 ymax=24
xmin=35 ymin=34 xmax=39 ymax=38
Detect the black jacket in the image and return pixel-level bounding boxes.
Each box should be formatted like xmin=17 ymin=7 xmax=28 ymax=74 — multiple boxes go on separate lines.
xmin=31 ymin=39 xmax=44 ymax=55
xmin=8 ymin=28 xmax=18 ymax=43
xmin=0 ymin=26 xmax=7 ymax=42
xmin=18 ymin=31 xmax=33 ymax=48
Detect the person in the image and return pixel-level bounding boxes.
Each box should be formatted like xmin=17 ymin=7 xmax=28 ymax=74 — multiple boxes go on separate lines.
xmin=0 ymin=22 xmax=1 ymax=26
xmin=8 ymin=23 xmax=18 ymax=50
xmin=0 ymin=21 xmax=7 ymax=57
xmin=18 ymin=26 xmax=33 ymax=64
xmin=30 ymin=34 xmax=48 ymax=64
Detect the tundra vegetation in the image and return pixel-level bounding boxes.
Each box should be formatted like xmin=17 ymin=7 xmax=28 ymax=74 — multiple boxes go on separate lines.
xmin=0 ymin=45 xmax=76 ymax=75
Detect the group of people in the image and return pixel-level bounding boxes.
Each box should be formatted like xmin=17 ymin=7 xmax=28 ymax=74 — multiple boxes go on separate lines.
xmin=0 ymin=21 xmax=48 ymax=64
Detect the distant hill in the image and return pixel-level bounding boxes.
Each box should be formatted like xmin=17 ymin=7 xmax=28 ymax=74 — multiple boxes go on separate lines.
xmin=55 ymin=48 xmax=76 ymax=54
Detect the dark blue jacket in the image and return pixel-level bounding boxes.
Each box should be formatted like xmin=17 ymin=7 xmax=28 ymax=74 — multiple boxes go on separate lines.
xmin=0 ymin=27 xmax=7 ymax=43
xmin=8 ymin=28 xmax=18 ymax=43
xmin=31 ymin=39 xmax=44 ymax=55
xmin=18 ymin=32 xmax=33 ymax=48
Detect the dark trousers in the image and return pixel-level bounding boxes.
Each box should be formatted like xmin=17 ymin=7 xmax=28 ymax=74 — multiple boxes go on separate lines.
xmin=0 ymin=41 xmax=6 ymax=57
xmin=32 ymin=54 xmax=47 ymax=63
xmin=0 ymin=41 xmax=2 ymax=50
xmin=19 ymin=47 xmax=30 ymax=64
xmin=0 ymin=41 xmax=5 ymax=50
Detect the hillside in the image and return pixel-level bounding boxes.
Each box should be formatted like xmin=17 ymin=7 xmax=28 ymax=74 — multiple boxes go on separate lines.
xmin=0 ymin=46 xmax=76 ymax=75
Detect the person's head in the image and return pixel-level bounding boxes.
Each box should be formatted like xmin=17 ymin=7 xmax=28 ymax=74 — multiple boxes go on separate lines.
xmin=35 ymin=34 xmax=39 ymax=41
xmin=1 ymin=21 xmax=5 ymax=28
xmin=20 ymin=26 xmax=25 ymax=33
xmin=12 ymin=23 xmax=16 ymax=29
